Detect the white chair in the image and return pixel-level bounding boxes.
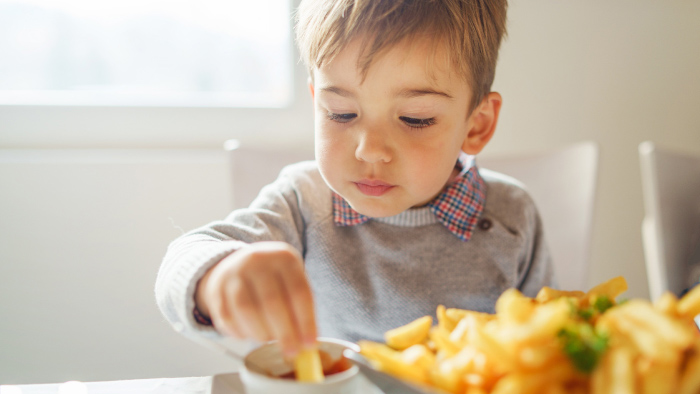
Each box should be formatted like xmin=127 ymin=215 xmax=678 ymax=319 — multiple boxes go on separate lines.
xmin=225 ymin=139 xmax=599 ymax=292
xmin=479 ymin=142 xmax=599 ymax=291
xmin=224 ymin=140 xmax=314 ymax=209
xmin=639 ymin=141 xmax=700 ymax=301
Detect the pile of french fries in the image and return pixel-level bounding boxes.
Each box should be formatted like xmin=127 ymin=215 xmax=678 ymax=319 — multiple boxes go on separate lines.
xmin=358 ymin=277 xmax=700 ymax=394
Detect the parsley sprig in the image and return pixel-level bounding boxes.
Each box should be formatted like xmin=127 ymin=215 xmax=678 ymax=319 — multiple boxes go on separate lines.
xmin=558 ymin=323 xmax=609 ymax=373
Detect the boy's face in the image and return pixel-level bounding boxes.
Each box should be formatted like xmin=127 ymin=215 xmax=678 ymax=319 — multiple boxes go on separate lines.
xmin=310 ymin=36 xmax=497 ymax=218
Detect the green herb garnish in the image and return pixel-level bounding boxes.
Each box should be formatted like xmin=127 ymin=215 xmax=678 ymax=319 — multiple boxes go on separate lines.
xmin=558 ymin=323 xmax=609 ymax=373
xmin=577 ymin=307 xmax=594 ymax=321
xmin=593 ymin=295 xmax=614 ymax=314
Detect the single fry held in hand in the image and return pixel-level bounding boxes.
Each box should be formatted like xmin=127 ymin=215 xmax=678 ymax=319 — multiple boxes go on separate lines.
xmin=281 ymin=348 xmax=352 ymax=381
xmin=293 ymin=347 xmax=325 ymax=382
xmin=358 ymin=277 xmax=700 ymax=394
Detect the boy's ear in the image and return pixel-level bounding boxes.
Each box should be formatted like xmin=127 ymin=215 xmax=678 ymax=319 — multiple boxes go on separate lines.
xmin=461 ymin=92 xmax=502 ymax=155
xmin=308 ymin=77 xmax=315 ymax=101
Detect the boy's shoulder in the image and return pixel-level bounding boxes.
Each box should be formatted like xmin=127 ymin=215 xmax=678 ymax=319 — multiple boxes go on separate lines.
xmin=274 ymin=159 xmax=333 ymax=220
xmin=278 ymin=159 xmax=325 ymax=189
xmin=478 ymin=167 xmax=540 ymax=227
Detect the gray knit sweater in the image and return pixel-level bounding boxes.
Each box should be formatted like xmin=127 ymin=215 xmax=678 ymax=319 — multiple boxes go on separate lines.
xmin=155 ymin=161 xmax=553 ymax=344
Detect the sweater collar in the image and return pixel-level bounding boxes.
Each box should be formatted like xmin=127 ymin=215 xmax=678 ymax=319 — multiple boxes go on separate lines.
xmin=332 ymin=152 xmax=486 ymax=242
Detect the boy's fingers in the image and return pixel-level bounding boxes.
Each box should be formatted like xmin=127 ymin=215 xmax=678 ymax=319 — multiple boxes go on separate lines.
xmin=212 ymin=312 xmax=244 ymax=339
xmin=248 ymin=272 xmax=301 ymax=357
xmin=209 ymin=288 xmax=244 ymax=339
xmin=223 ymin=277 xmax=271 ymax=343
xmin=281 ymin=267 xmax=317 ymax=346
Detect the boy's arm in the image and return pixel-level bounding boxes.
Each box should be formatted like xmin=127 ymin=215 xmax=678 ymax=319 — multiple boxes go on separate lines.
xmin=155 ymin=166 xmax=311 ymax=341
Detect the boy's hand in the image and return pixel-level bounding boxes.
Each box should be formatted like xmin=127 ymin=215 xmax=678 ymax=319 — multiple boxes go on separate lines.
xmin=195 ymin=241 xmax=317 ymax=357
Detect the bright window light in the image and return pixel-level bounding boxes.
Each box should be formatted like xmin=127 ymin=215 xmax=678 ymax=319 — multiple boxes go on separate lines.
xmin=0 ymin=0 xmax=293 ymax=107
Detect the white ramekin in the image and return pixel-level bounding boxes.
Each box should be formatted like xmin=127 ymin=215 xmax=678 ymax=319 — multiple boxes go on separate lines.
xmin=239 ymin=337 xmax=362 ymax=394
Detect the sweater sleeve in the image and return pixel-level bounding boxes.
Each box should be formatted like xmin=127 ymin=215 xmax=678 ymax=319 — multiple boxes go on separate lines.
xmin=154 ymin=164 xmax=310 ymax=342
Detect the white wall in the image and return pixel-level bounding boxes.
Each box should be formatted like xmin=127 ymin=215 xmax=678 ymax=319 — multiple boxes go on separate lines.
xmin=0 ymin=150 xmax=239 ymax=384
xmin=490 ymin=1 xmax=700 ymax=299
xmin=1 ymin=0 xmax=700 ymax=384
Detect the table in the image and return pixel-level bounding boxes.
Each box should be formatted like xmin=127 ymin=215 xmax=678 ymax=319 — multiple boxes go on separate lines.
xmin=0 ymin=374 xmax=239 ymax=394
xmin=0 ymin=373 xmax=384 ymax=394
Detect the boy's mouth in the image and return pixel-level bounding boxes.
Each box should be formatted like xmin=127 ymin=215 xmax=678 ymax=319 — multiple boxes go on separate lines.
xmin=354 ymin=179 xmax=395 ymax=196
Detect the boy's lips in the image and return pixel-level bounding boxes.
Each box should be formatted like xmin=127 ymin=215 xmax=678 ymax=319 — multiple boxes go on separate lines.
xmin=354 ymin=179 xmax=395 ymax=196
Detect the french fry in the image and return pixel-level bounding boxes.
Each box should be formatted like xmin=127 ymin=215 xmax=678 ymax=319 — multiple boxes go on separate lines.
xmin=430 ymin=358 xmax=466 ymax=393
xmin=544 ymin=359 xmax=581 ymax=385
xmin=637 ymin=359 xmax=678 ymax=394
xmin=293 ymin=347 xmax=324 ymax=383
xmin=441 ymin=346 xmax=485 ymax=376
xmin=359 ymin=340 xmax=429 ymax=384
xmin=591 ymin=348 xmax=610 ymax=394
xmin=678 ymin=346 xmax=700 ymax=394
xmin=536 ymin=286 xmax=585 ymax=303
xmin=430 ymin=326 xmax=461 ymax=357
xmin=494 ymin=298 xmax=571 ymax=345
xmin=607 ymin=347 xmax=635 ymax=394
xmin=654 ymin=291 xmax=679 ymax=317
xmin=445 ymin=308 xmax=493 ymax=324
xmin=401 ymin=344 xmax=436 ymax=370
xmin=385 ymin=315 xmax=433 ymax=350
xmin=495 ymin=288 xmax=535 ymax=323
xmin=437 ymin=304 xmax=458 ymax=333
xmin=586 ymin=276 xmax=628 ymax=303
xmin=518 ymin=339 xmax=565 ymax=370
xmin=449 ymin=314 xmax=485 ymax=345
xmin=616 ymin=300 xmax=694 ymax=350
xmin=490 ymin=371 xmax=552 ymax=394
xmin=464 ymin=372 xmax=487 ymax=388
xmin=469 ymin=324 xmax=517 ymax=374
xmin=542 ymin=383 xmax=567 ymax=394
xmin=678 ymin=284 xmax=700 ymax=321
xmin=602 ymin=311 xmax=676 ymax=363
xmin=464 ymin=387 xmax=488 ymax=394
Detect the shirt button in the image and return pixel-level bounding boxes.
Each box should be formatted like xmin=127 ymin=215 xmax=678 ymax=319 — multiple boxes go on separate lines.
xmin=478 ymin=218 xmax=492 ymax=230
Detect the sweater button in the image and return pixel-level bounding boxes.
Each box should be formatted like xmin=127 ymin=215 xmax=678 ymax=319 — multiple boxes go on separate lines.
xmin=478 ymin=218 xmax=492 ymax=230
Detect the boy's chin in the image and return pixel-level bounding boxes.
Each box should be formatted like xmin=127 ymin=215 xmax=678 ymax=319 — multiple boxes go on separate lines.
xmin=346 ymin=198 xmax=409 ymax=218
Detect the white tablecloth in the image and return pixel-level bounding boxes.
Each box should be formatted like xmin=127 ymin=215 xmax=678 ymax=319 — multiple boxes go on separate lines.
xmin=0 ymin=373 xmax=242 ymax=394
xmin=1 ymin=373 xmax=383 ymax=394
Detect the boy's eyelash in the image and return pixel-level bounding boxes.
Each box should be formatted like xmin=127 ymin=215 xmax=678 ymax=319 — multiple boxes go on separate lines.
xmin=327 ymin=112 xmax=357 ymax=123
xmin=399 ymin=116 xmax=436 ymax=128
xmin=326 ymin=113 xmax=436 ymax=128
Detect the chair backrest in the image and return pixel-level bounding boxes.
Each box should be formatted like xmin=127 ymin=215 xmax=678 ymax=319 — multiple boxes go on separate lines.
xmin=478 ymin=142 xmax=599 ymax=291
xmin=225 ymin=140 xmax=314 ymax=209
xmin=225 ymin=139 xmax=599 ymax=291
xmin=639 ymin=141 xmax=700 ymax=300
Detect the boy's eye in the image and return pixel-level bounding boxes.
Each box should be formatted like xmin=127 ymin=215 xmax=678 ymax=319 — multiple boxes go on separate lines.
xmin=400 ymin=116 xmax=436 ymax=128
xmin=327 ymin=112 xmax=357 ymax=123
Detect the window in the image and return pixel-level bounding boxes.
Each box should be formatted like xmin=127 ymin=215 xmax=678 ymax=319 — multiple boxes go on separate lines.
xmin=0 ymin=0 xmax=293 ymax=107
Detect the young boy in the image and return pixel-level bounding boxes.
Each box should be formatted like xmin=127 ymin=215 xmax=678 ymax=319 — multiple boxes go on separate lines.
xmin=156 ymin=0 xmax=553 ymax=359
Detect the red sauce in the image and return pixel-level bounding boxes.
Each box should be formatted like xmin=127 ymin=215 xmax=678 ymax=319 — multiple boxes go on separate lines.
xmin=278 ymin=371 xmax=296 ymax=379
xmin=324 ymin=356 xmax=352 ymax=375
xmin=277 ymin=352 xmax=353 ymax=380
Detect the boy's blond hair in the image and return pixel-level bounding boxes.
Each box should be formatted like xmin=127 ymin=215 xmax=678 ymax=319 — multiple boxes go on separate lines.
xmin=295 ymin=0 xmax=508 ymax=113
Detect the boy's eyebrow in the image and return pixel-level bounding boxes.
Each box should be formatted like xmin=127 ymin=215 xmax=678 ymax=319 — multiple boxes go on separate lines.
xmin=396 ymin=87 xmax=454 ymax=100
xmin=319 ymin=86 xmax=355 ymax=98
xmin=318 ymin=86 xmax=453 ymax=100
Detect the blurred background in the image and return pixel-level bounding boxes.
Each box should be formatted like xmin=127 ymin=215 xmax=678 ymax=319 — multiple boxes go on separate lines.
xmin=1 ymin=0 xmax=700 ymax=385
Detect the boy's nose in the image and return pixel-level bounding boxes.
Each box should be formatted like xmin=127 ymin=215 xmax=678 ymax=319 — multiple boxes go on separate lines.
xmin=355 ymin=130 xmax=392 ymax=164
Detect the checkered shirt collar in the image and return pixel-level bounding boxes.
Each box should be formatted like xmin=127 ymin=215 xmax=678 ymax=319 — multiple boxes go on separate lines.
xmin=332 ymin=153 xmax=486 ymax=241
